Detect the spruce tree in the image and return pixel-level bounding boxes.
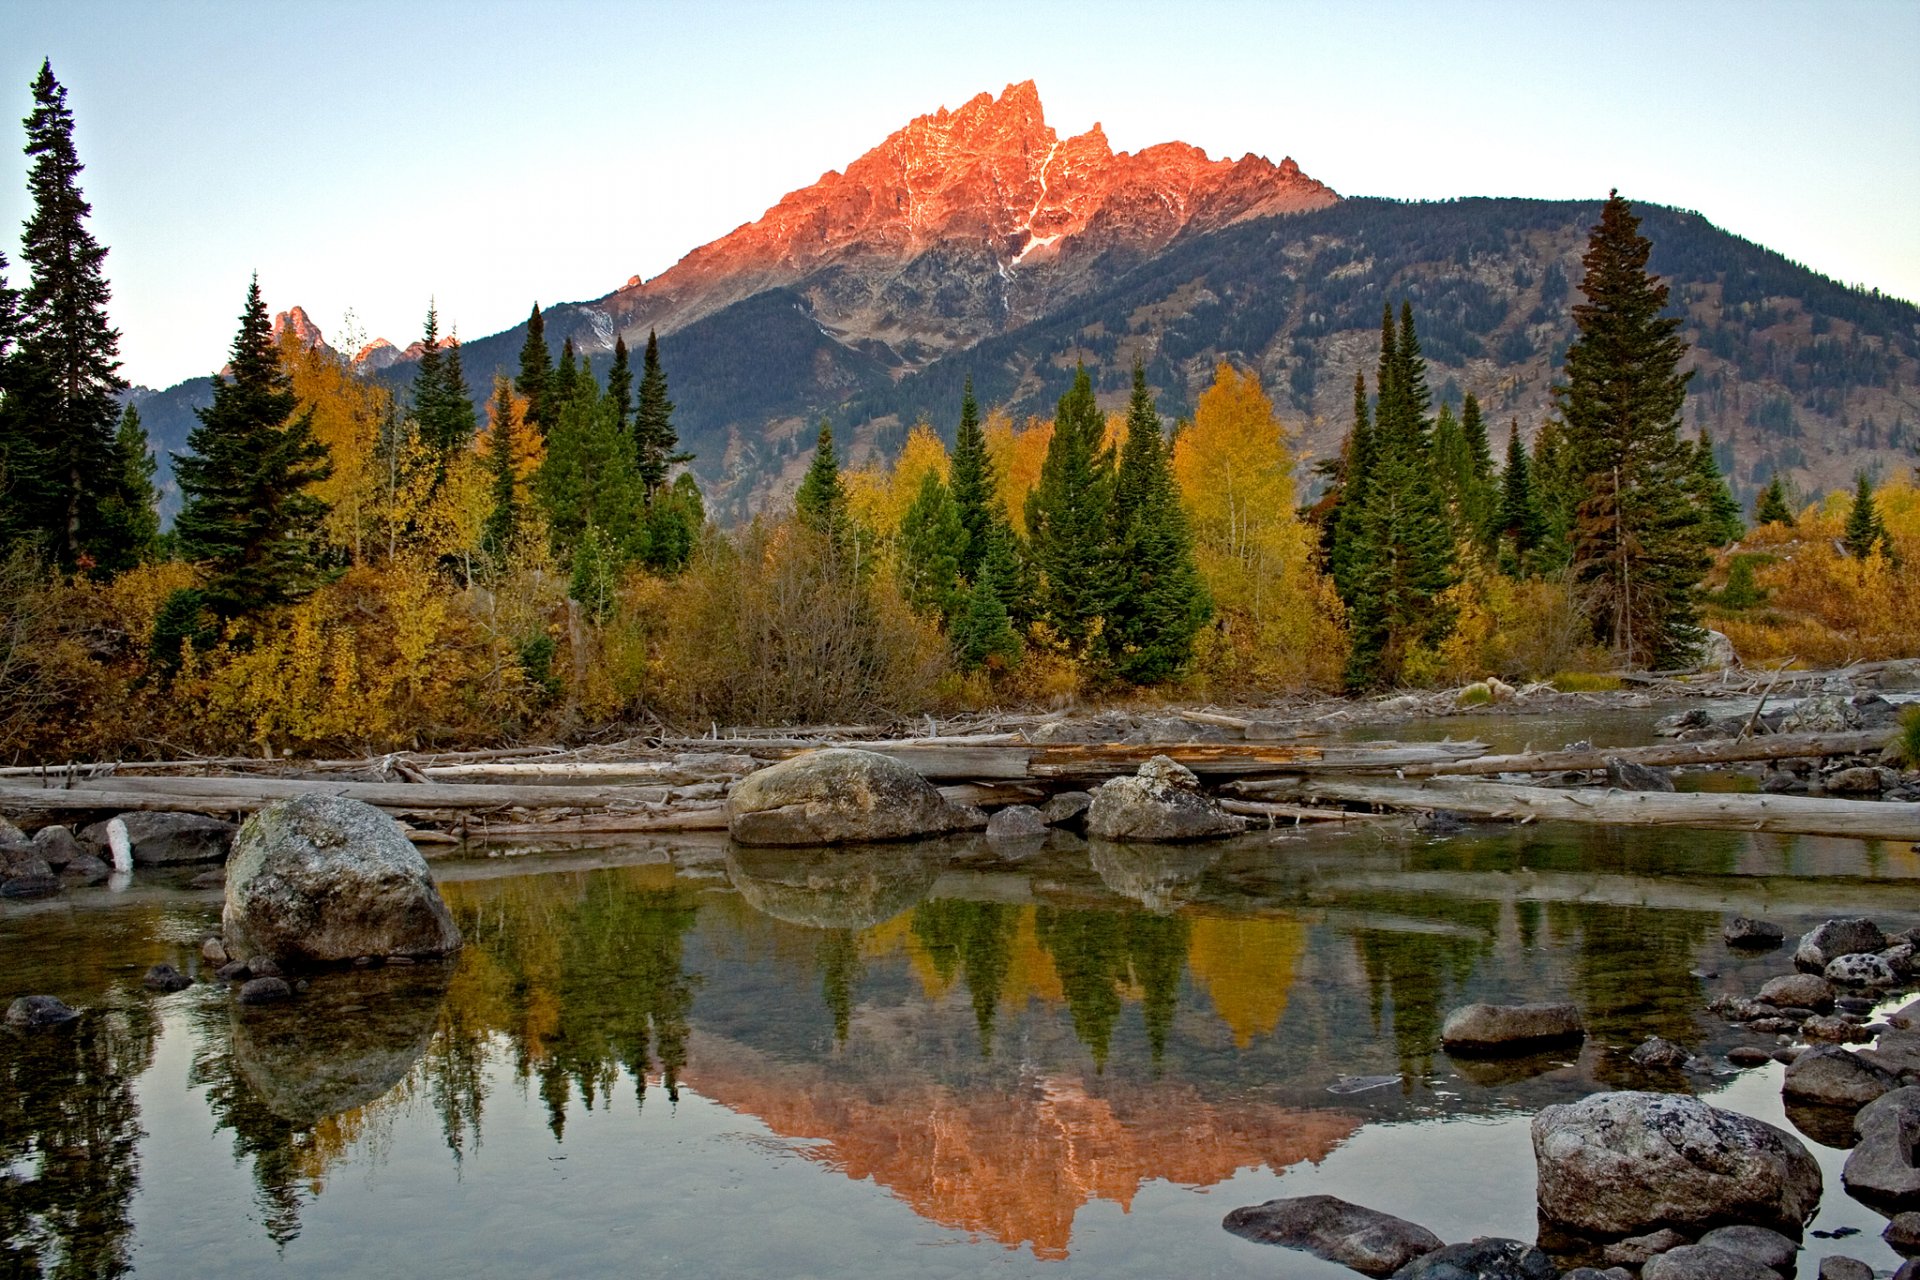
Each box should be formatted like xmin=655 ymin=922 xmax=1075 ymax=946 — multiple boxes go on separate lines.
xmin=898 ymin=468 xmax=964 ymax=623
xmin=409 ymin=305 xmax=476 ymax=454
xmin=1844 ymin=472 xmax=1889 ymax=559
xmin=92 ymin=402 xmax=160 ymax=573
xmin=174 ymin=277 xmax=333 ymax=618
xmin=952 ymin=522 xmax=1022 ymax=671
xmin=948 ymin=376 xmax=996 ymax=581
xmin=481 ymin=375 xmax=521 ymax=559
xmin=551 ymin=337 xmax=579 ymax=410
xmin=1458 ymin=392 xmax=1497 ymax=548
xmin=1024 ymin=365 xmax=1114 ymax=654
xmin=1326 ymin=369 xmax=1374 ymax=594
xmin=1557 ymin=192 xmax=1707 ymax=669
xmin=1690 ymin=430 xmax=1743 ymax=547
xmin=1492 ymin=420 xmax=1547 ymax=574
xmin=534 ymin=379 xmax=644 ymax=559
xmin=1104 ymin=362 xmax=1210 ymax=683
xmin=795 ymin=418 xmax=846 ymax=532
xmin=1755 ymin=474 xmax=1795 ymax=527
xmin=633 ymin=330 xmax=684 ymax=494
xmin=7 ymin=61 xmax=126 ymax=566
xmin=639 ymin=472 xmax=703 ymax=575
xmin=1528 ymin=418 xmax=1578 ymax=570
xmin=515 ymin=302 xmax=552 ymax=438
xmin=607 ymin=334 xmax=633 ymax=434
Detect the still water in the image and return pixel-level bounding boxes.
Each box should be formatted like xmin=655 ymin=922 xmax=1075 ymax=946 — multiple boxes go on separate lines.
xmin=4 ymin=821 xmax=1916 ymax=1277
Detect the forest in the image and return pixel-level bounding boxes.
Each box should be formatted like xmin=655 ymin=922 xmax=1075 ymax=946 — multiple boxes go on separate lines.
xmin=3 ymin=61 xmax=1919 ymax=764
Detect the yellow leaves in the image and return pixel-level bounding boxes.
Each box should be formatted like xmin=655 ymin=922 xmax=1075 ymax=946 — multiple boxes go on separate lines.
xmin=846 ymin=421 xmax=950 ymax=540
xmin=985 ymin=410 xmax=1051 ymax=536
xmin=282 ymin=330 xmax=392 ymax=561
xmin=479 ymin=378 xmax=543 ymax=483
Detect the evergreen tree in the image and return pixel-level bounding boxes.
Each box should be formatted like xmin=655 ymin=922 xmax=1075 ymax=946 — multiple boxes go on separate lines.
xmin=952 ymin=522 xmax=1022 ymax=670
xmin=5 ymin=61 xmax=126 ymax=566
xmin=1104 ymin=361 xmax=1210 ymax=683
xmin=1326 ymin=368 xmax=1374 ymax=593
xmin=795 ymin=418 xmax=846 ymax=533
xmin=1557 ymin=192 xmax=1707 ymax=669
xmin=1689 ymin=429 xmax=1744 ymax=547
xmin=174 ymin=277 xmax=333 ymax=618
xmin=481 ymin=375 xmax=521 ymax=559
xmin=633 ymin=330 xmax=685 ymax=494
xmin=1457 ymin=392 xmax=1497 ymax=547
xmin=1528 ymin=418 xmax=1578 ymax=570
xmin=1024 ymin=365 xmax=1114 ymax=654
xmin=1754 ymin=474 xmax=1795 ymax=527
xmin=409 ymin=304 xmax=476 ymax=453
xmin=1492 ymin=420 xmax=1547 ymax=574
xmin=607 ymin=334 xmax=632 ymax=434
xmin=91 ymin=402 xmax=159 ymax=573
xmin=1844 ymin=472 xmax=1889 ymax=559
xmin=897 ymin=468 xmax=964 ymax=623
xmin=948 ymin=376 xmax=996 ymax=581
xmin=515 ymin=302 xmax=553 ymax=438
xmin=639 ymin=471 xmax=703 ymax=575
xmin=535 ymin=380 xmax=645 ymax=559
xmin=551 ymin=337 xmax=579 ymax=410
xmin=568 ymin=521 xmax=617 ymax=622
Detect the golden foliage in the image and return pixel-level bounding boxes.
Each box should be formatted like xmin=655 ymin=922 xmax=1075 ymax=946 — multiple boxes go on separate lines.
xmin=1402 ymin=564 xmax=1600 ymax=685
xmin=281 ymin=332 xmax=391 ymax=562
xmin=985 ymin=411 xmax=1051 ymax=536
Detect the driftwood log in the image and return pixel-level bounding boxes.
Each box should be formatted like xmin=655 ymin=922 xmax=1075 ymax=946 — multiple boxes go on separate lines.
xmin=1394 ymin=728 xmax=1893 ymax=778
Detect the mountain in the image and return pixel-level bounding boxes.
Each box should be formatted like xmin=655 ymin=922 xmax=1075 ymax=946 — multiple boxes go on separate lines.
xmin=131 ymin=83 xmax=1920 ymax=523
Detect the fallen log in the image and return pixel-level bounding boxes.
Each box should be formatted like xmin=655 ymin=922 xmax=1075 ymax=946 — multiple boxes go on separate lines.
xmin=0 ymin=775 xmax=680 ymax=813
xmin=1394 ymin=728 xmax=1892 ymax=778
xmin=457 ymin=805 xmax=731 ymax=838
xmin=419 ymin=754 xmax=759 ymax=784
xmin=1218 ymin=799 xmax=1387 ymax=824
xmin=1234 ymin=775 xmax=1920 ymax=841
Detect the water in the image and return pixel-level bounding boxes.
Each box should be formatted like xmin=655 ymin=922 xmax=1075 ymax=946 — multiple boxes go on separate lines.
xmin=3 ymin=821 xmax=1915 ymax=1277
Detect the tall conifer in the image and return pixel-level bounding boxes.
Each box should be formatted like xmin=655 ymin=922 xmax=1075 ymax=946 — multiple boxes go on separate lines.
xmin=607 ymin=334 xmax=633 ymax=434
xmin=1754 ymin=474 xmax=1795 ymax=527
xmin=1844 ymin=473 xmax=1889 ymax=559
xmin=92 ymin=402 xmax=159 ymax=573
xmin=796 ymin=419 xmax=846 ymax=532
xmin=1493 ymin=420 xmax=1547 ymax=573
xmin=898 ymin=469 xmax=965 ymax=623
xmin=948 ymin=376 xmax=996 ymax=581
xmin=1326 ymin=369 xmax=1373 ymax=593
xmin=1690 ymin=430 xmax=1743 ymax=547
xmin=552 ymin=337 xmax=579 ymax=410
xmin=633 ymin=330 xmax=684 ymax=494
xmin=516 ymin=302 xmax=552 ymax=438
xmin=481 ymin=375 xmax=521 ymax=559
xmin=1024 ymin=365 xmax=1114 ymax=654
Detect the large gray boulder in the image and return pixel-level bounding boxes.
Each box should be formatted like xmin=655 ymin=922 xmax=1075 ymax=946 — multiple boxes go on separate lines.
xmin=1533 ymin=1091 xmax=1822 ymax=1237
xmin=1828 ymin=952 xmax=1899 ymax=988
xmin=1220 ymin=1194 xmax=1441 ymax=1277
xmin=727 ymin=749 xmax=984 ymax=846
xmin=80 ymin=811 xmax=234 ymax=865
xmin=1845 ymin=1086 xmax=1920 ymax=1209
xmin=1784 ymin=1044 xmax=1901 ymax=1108
xmin=1390 ymin=1238 xmax=1556 ymax=1279
xmin=1441 ymin=1003 xmax=1584 ymax=1055
xmin=1797 ymin=917 xmax=1888 ymax=972
xmin=1641 ymin=1244 xmax=1779 ymax=1280
xmin=222 ymin=795 xmax=461 ymax=969
xmin=1782 ymin=693 xmax=1863 ymax=734
xmin=1085 ymin=756 xmax=1246 ymax=842
xmin=1758 ymin=972 xmax=1835 ymax=1011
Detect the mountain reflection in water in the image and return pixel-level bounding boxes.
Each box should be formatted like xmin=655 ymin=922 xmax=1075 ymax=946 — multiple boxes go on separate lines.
xmin=2 ymin=822 xmax=1919 ymax=1276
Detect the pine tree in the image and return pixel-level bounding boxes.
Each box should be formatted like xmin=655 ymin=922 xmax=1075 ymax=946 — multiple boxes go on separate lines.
xmin=174 ymin=277 xmax=333 ymax=618
xmin=795 ymin=418 xmax=846 ymax=532
xmin=948 ymin=376 xmax=996 ymax=581
xmin=639 ymin=472 xmax=703 ymax=575
xmin=1326 ymin=369 xmax=1374 ymax=593
xmin=1104 ymin=362 xmax=1210 ymax=683
xmin=898 ymin=468 xmax=964 ymax=623
xmin=952 ymin=522 xmax=1022 ymax=670
xmin=1528 ymin=418 xmax=1578 ymax=570
xmin=1557 ymin=191 xmax=1707 ymax=669
xmin=1844 ymin=472 xmax=1889 ymax=559
xmin=633 ymin=330 xmax=684 ymax=494
xmin=515 ymin=302 xmax=552 ymax=438
xmin=6 ymin=61 xmax=126 ymax=566
xmin=1755 ymin=474 xmax=1795 ymax=527
xmin=409 ymin=304 xmax=476 ymax=454
xmin=1492 ymin=420 xmax=1547 ymax=574
xmin=1024 ymin=365 xmax=1114 ymax=654
xmin=551 ymin=337 xmax=578 ymax=410
xmin=534 ymin=379 xmax=645 ymax=559
xmin=607 ymin=334 xmax=632 ymax=434
xmin=1690 ymin=430 xmax=1743 ymax=547
xmin=1458 ymin=392 xmax=1497 ymax=548
xmin=481 ymin=375 xmax=521 ymax=559
xmin=91 ymin=402 xmax=159 ymax=573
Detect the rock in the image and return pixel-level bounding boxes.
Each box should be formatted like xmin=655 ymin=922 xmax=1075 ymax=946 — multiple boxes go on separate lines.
xmin=1389 ymin=1237 xmax=1556 ymax=1279
xmin=61 ymin=854 xmax=108 ymax=883
xmin=1827 ymin=765 xmax=1886 ymax=795
xmin=188 ymin=868 xmax=225 ymax=889
xmin=1605 ymin=758 xmax=1676 ymax=792
xmin=1725 ymin=916 xmax=1786 ymax=948
xmin=142 ymin=963 xmax=193 ymax=993
xmin=78 ymin=812 xmax=234 ymax=865
xmin=223 ymin=795 xmax=462 ymax=969
xmin=1763 ymin=771 xmax=1808 ymax=794
xmin=1 ymin=870 xmax=61 ymax=898
xmin=1839 ymin=995 xmax=1881 ymax=1014
xmin=1782 ymin=693 xmax=1864 ymax=734
xmin=1533 ymin=1090 xmax=1822 ymax=1237
xmin=1220 ymin=1194 xmax=1442 ymax=1277
xmin=1562 ymin=1271 xmax=1632 ymax=1280
xmin=1797 ymin=918 xmax=1888 ymax=971
xmin=1710 ymin=993 xmax=1767 ymax=1020
xmin=1845 ymin=1086 xmax=1920 ymax=1209
xmin=1804 ymin=1014 xmax=1875 ymax=1043
xmin=1695 ymin=1223 xmax=1798 ymax=1271
xmin=1887 ymin=943 xmax=1917 ymax=975
xmin=1819 ymin=1258 xmax=1874 ymax=1280
xmin=215 ymin=960 xmax=250 ymax=981
xmin=726 ymin=748 xmax=985 ymax=846
xmin=1867 ymin=1029 xmax=1920 ymax=1080
xmin=1641 ymin=1244 xmax=1781 ymax=1280
xmin=0 ymin=816 xmax=25 ymax=845
xmin=1699 ymin=629 xmax=1739 ymax=671
xmin=1828 ymin=952 xmax=1899 ymax=987
xmin=1040 ymin=790 xmax=1092 ymax=828
xmin=1629 ymin=1037 xmax=1694 ymax=1068
xmin=1728 ymin=1046 xmax=1776 ymax=1066
xmin=1900 ymin=1261 xmax=1920 ymax=1280
xmin=1085 ymin=756 xmax=1246 ymax=842
xmin=985 ymin=804 xmax=1047 ymax=842
xmin=1890 ymin=998 xmax=1920 ymax=1031
xmin=1784 ymin=1044 xmax=1902 ymax=1108
xmin=237 ymin=976 xmax=292 ymax=1005
xmin=1758 ymin=973 xmax=1836 ymax=1011
xmin=201 ymin=937 xmax=228 ymax=966
xmin=29 ymin=825 xmax=83 ymax=868
xmin=5 ymin=995 xmax=80 ymax=1028
xmin=247 ymin=955 xmax=283 ymax=979
xmin=1656 ymin=709 xmax=1714 ymax=737
xmin=1602 ymin=1227 xmax=1689 ymax=1266
xmin=1887 ymin=1211 xmax=1920 ymax=1254
xmin=1441 ymin=1002 xmax=1584 ymax=1055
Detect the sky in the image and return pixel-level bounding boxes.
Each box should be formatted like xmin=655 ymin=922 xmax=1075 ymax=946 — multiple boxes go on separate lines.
xmin=2 ymin=0 xmax=1915 ymax=390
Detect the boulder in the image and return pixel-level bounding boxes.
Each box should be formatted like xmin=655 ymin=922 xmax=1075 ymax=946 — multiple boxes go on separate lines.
xmin=0 ymin=816 xmax=25 ymax=845
xmin=1826 ymin=765 xmax=1886 ymax=795
xmin=1844 ymin=1086 xmax=1920 ymax=1209
xmin=61 ymin=854 xmax=108 ymax=883
xmin=79 ymin=812 xmax=234 ymax=865
xmin=1605 ymin=758 xmax=1675 ymax=792
xmin=1867 ymin=1029 xmax=1920 ymax=1080
xmin=201 ymin=936 xmax=228 ymax=966
xmin=1728 ymin=1046 xmax=1776 ymax=1067
xmin=222 ymin=795 xmax=462 ymax=969
xmin=1085 ymin=756 xmax=1246 ymax=842
xmin=1220 ymin=1194 xmax=1442 ymax=1277
xmin=1629 ymin=1037 xmax=1693 ymax=1068
xmin=1562 ymin=1271 xmax=1632 ymax=1280
xmin=1724 ymin=916 xmax=1785 ymax=948
xmin=1040 ymin=790 xmax=1092 ymax=828
xmin=985 ymin=804 xmax=1047 ymax=843
xmin=1441 ymin=1002 xmax=1584 ymax=1055
xmin=1641 ymin=1244 xmax=1780 ymax=1280
xmin=1804 ymin=1014 xmax=1875 ymax=1043
xmin=237 ymin=976 xmax=292 ymax=1005
xmin=726 ymin=749 xmax=985 ymax=846
xmin=1758 ymin=973 xmax=1836 ymax=1011
xmin=1694 ymin=1223 xmax=1799 ymax=1272
xmin=1602 ymin=1228 xmax=1688 ymax=1266
xmin=1890 ymin=998 xmax=1920 ymax=1031
xmin=1887 ymin=943 xmax=1917 ymax=975
xmin=1819 ymin=1258 xmax=1874 ymax=1280
xmin=1784 ymin=1044 xmax=1901 ymax=1108
xmin=1796 ymin=918 xmax=1888 ymax=972
xmin=1886 ymin=1211 xmax=1920 ymax=1255
xmin=5 ymin=995 xmax=79 ymax=1029
xmin=1828 ymin=952 xmax=1898 ymax=988
xmin=1782 ymin=693 xmax=1863 ymax=734
xmin=29 ymin=825 xmax=84 ymax=868
xmin=1532 ymin=1091 xmax=1822 ymax=1237
xmin=1699 ymin=629 xmax=1739 ymax=671
xmin=1389 ymin=1237 xmax=1556 ymax=1279
xmin=142 ymin=963 xmax=193 ymax=993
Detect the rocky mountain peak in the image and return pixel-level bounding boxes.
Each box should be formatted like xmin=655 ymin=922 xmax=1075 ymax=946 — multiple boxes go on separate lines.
xmin=271 ymin=306 xmax=330 ymax=354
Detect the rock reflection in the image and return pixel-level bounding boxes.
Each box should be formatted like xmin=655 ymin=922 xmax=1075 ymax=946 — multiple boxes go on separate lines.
xmin=724 ymin=843 xmax=940 ymax=929
xmin=1088 ymin=841 xmax=1221 ymax=912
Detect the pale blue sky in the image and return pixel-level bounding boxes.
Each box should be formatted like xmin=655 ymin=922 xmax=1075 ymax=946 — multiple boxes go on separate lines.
xmin=3 ymin=0 xmax=1915 ymax=388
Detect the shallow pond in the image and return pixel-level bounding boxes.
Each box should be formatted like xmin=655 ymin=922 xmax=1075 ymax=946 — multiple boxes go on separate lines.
xmin=3 ymin=820 xmax=1916 ymax=1277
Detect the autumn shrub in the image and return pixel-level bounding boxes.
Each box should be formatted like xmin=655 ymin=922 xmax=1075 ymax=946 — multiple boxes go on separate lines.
xmin=1403 ymin=567 xmax=1602 ymax=686
xmin=1549 ymin=671 xmax=1624 ymax=692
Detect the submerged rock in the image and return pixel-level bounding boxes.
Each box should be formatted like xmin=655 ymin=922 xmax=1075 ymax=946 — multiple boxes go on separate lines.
xmin=1605 ymin=758 xmax=1675 ymax=792
xmin=1086 ymin=756 xmax=1246 ymax=842
xmin=1819 ymin=1258 xmax=1875 ymax=1280
xmin=1390 ymin=1237 xmax=1556 ymax=1279
xmin=1723 ymin=916 xmax=1785 ymax=948
xmin=1758 ymin=973 xmax=1835 ymax=1011
xmin=1844 ymin=1086 xmax=1920 ymax=1210
xmin=1628 ymin=1037 xmax=1693 ymax=1068
xmin=5 ymin=995 xmax=80 ymax=1029
xmin=79 ymin=811 xmax=234 ymax=865
xmin=237 ymin=976 xmax=292 ymax=1005
xmin=727 ymin=748 xmax=985 ymax=846
xmin=142 ymin=963 xmax=192 ymax=993
xmin=1221 ymin=1194 xmax=1441 ymax=1277
xmin=1441 ymin=1002 xmax=1584 ymax=1055
xmin=1532 ymin=1090 xmax=1822 ymax=1237
xmin=223 ymin=795 xmax=462 ymax=969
